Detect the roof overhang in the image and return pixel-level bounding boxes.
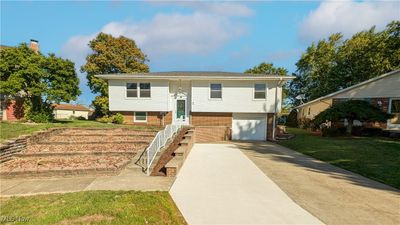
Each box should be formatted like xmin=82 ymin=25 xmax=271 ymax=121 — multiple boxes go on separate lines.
xmin=95 ymin=74 xmax=295 ymax=81
xmin=295 ymin=69 xmax=400 ymax=109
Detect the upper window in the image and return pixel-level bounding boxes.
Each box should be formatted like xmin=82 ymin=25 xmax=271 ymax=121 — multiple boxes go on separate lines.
xmin=254 ymin=84 xmax=266 ymax=99
xmin=139 ymin=83 xmax=151 ymax=98
xmin=210 ymin=83 xmax=222 ymax=99
xmin=126 ymin=83 xmax=138 ymax=98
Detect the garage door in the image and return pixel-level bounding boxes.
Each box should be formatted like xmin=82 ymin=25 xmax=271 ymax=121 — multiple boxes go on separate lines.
xmin=232 ymin=114 xmax=267 ymax=141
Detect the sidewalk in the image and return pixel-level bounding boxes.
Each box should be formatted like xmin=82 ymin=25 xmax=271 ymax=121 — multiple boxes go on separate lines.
xmin=0 ymin=161 xmax=174 ymax=197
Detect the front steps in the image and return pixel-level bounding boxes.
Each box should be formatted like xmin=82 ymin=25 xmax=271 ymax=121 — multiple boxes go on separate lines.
xmin=150 ymin=127 xmax=195 ymax=177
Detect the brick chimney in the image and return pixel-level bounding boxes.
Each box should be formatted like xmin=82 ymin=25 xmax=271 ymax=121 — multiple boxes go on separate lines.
xmin=29 ymin=39 xmax=39 ymax=53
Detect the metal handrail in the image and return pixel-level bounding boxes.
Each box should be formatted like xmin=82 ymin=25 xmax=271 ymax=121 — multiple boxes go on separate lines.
xmin=145 ymin=124 xmax=182 ymax=175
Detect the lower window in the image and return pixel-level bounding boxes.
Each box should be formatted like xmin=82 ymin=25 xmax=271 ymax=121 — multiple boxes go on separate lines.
xmin=134 ymin=112 xmax=147 ymax=122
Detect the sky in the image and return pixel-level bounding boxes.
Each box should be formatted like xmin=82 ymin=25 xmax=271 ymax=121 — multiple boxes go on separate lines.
xmin=1 ymin=0 xmax=399 ymax=106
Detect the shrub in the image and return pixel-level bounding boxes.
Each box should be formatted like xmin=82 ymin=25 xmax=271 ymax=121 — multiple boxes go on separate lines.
xmin=113 ymin=113 xmax=124 ymax=124
xmin=77 ymin=116 xmax=86 ymax=120
xmin=96 ymin=116 xmax=113 ymax=123
xmin=352 ymin=127 xmax=383 ymax=137
xmin=26 ymin=112 xmax=52 ymax=123
xmin=286 ymin=110 xmax=298 ymax=127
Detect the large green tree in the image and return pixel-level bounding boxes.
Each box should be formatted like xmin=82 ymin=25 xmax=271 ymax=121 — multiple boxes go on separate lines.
xmin=0 ymin=43 xmax=80 ymax=121
xmin=81 ymin=33 xmax=149 ymax=116
xmin=313 ymin=100 xmax=392 ymax=135
xmin=289 ymin=21 xmax=400 ymax=106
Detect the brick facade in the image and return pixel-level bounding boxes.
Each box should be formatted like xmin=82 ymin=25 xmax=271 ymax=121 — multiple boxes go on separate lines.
xmin=194 ymin=126 xmax=231 ymax=143
xmin=117 ymin=111 xmax=172 ymax=126
xmin=190 ymin=112 xmax=233 ymax=127
xmin=4 ymin=99 xmax=24 ymax=121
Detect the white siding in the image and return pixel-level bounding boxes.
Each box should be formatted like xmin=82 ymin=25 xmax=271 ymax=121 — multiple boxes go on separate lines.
xmin=54 ymin=110 xmax=89 ymax=119
xmin=191 ymin=80 xmax=281 ymax=113
xmin=108 ymin=79 xmax=169 ymax=112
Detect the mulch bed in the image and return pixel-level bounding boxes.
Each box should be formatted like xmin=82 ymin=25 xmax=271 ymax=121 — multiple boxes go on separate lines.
xmin=25 ymin=143 xmax=148 ymax=153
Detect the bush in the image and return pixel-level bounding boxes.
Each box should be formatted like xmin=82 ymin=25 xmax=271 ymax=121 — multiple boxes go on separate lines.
xmin=321 ymin=127 xmax=346 ymax=137
xmin=113 ymin=113 xmax=124 ymax=124
xmin=96 ymin=116 xmax=113 ymax=123
xmin=26 ymin=112 xmax=52 ymax=123
xmin=286 ymin=110 xmax=298 ymax=127
xmin=77 ymin=116 xmax=86 ymax=120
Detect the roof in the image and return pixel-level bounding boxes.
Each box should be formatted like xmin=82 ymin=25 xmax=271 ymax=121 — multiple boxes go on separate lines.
xmin=0 ymin=45 xmax=11 ymax=50
xmin=295 ymin=69 xmax=400 ymax=109
xmin=95 ymin=71 xmax=295 ymax=81
xmin=53 ymin=104 xmax=91 ymax=111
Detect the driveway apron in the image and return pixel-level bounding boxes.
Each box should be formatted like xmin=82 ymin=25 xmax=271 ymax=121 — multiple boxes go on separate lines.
xmin=169 ymin=143 xmax=324 ymax=225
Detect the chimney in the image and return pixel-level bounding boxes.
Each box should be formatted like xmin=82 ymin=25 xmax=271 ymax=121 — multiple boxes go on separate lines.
xmin=29 ymin=39 xmax=39 ymax=53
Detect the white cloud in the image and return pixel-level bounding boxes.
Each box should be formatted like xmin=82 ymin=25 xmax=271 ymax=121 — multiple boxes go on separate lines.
xmin=299 ymin=0 xmax=399 ymax=41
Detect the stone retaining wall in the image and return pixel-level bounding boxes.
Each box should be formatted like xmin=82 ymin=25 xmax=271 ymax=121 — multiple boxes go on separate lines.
xmin=0 ymin=137 xmax=28 ymax=163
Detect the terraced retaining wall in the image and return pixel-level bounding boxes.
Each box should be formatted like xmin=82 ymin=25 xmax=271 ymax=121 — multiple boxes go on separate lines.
xmin=0 ymin=137 xmax=28 ymax=163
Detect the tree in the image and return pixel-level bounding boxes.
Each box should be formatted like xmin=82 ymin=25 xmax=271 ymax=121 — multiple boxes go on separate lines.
xmin=245 ymin=62 xmax=288 ymax=75
xmin=0 ymin=43 xmax=80 ymax=121
xmin=289 ymin=21 xmax=400 ymax=106
xmin=313 ymin=100 xmax=392 ymax=135
xmin=81 ymin=33 xmax=149 ymax=116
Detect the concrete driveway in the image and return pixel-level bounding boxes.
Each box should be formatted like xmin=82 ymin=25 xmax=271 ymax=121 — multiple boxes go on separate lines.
xmin=169 ymin=143 xmax=323 ymax=225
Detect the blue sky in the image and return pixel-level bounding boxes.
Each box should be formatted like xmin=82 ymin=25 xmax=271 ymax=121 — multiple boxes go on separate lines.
xmin=2 ymin=1 xmax=399 ymax=106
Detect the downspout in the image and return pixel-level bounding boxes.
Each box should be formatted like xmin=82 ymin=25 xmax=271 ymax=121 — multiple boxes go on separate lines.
xmin=272 ymin=78 xmax=283 ymax=140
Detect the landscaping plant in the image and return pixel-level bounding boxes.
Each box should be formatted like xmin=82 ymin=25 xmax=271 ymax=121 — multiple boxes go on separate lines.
xmin=313 ymin=100 xmax=392 ymax=135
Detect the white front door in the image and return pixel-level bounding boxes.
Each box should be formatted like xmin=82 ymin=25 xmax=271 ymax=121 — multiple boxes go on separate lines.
xmin=174 ymin=94 xmax=189 ymax=125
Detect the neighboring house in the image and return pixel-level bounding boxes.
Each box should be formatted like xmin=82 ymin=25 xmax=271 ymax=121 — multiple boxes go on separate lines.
xmin=0 ymin=40 xmax=40 ymax=121
xmin=296 ymin=69 xmax=400 ymax=130
xmin=97 ymin=72 xmax=293 ymax=141
xmin=53 ymin=104 xmax=92 ymax=119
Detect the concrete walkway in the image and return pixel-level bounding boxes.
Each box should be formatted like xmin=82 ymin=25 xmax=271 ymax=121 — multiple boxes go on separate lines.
xmin=0 ymin=161 xmax=174 ymax=197
xmin=169 ymin=143 xmax=323 ymax=225
xmin=235 ymin=142 xmax=400 ymax=225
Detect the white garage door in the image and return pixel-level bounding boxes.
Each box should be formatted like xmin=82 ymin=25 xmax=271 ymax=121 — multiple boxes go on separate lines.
xmin=232 ymin=114 xmax=267 ymax=141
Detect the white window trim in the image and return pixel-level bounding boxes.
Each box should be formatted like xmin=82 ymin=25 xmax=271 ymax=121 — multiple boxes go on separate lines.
xmin=253 ymin=83 xmax=267 ymax=101
xmin=126 ymin=82 xmax=138 ymax=99
xmin=209 ymin=83 xmax=223 ymax=100
xmin=389 ymin=98 xmax=400 ymax=114
xmin=134 ymin=112 xmax=147 ymax=122
xmin=125 ymin=82 xmax=152 ymax=100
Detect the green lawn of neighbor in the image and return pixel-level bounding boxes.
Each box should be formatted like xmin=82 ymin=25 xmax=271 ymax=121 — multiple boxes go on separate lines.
xmin=0 ymin=120 xmax=159 ymax=142
xmin=278 ymin=128 xmax=400 ymax=189
xmin=0 ymin=191 xmax=186 ymax=225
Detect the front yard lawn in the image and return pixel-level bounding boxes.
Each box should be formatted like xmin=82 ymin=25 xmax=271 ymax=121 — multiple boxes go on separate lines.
xmin=0 ymin=191 xmax=186 ymax=225
xmin=278 ymin=128 xmax=400 ymax=189
xmin=0 ymin=120 xmax=158 ymax=142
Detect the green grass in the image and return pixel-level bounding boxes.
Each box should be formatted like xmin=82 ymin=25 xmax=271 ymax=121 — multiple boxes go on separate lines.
xmin=278 ymin=128 xmax=400 ymax=189
xmin=0 ymin=191 xmax=186 ymax=225
xmin=0 ymin=120 xmax=159 ymax=142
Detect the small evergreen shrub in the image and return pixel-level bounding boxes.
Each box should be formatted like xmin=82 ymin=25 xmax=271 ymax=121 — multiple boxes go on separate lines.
xmin=113 ymin=113 xmax=124 ymax=124
xmin=27 ymin=112 xmax=52 ymax=123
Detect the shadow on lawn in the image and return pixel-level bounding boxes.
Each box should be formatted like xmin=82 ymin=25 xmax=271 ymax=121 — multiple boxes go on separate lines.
xmin=233 ymin=141 xmax=399 ymax=193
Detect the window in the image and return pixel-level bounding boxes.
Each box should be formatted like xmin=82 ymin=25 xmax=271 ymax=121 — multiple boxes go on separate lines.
xmin=134 ymin=112 xmax=147 ymax=122
xmin=308 ymin=107 xmax=311 ymax=115
xmin=139 ymin=83 xmax=151 ymax=98
xmin=210 ymin=83 xmax=222 ymax=99
xmin=254 ymin=84 xmax=266 ymax=99
xmin=390 ymin=99 xmax=400 ymax=113
xmin=126 ymin=83 xmax=137 ymax=98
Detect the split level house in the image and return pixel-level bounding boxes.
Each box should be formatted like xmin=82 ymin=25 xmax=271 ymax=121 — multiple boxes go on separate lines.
xmin=96 ymin=72 xmax=293 ymax=141
xmin=296 ymin=69 xmax=400 ymax=130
